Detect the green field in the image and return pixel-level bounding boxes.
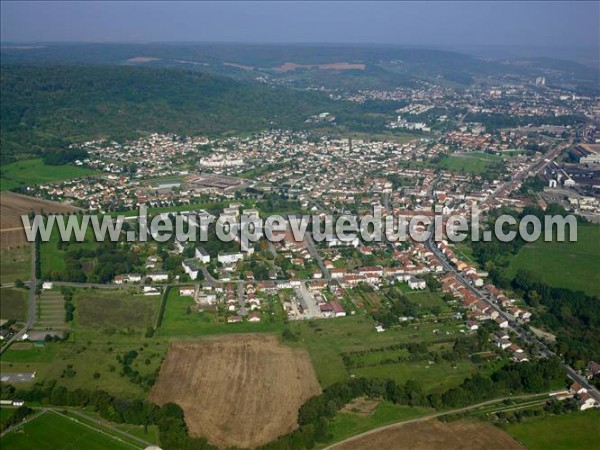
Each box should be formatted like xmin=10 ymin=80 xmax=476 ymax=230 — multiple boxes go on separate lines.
xmin=404 ymin=291 xmax=451 ymax=314
xmin=1 ymin=159 xmax=98 ymax=191
xmin=0 ymin=288 xmax=27 ymax=321
xmin=0 ymin=247 xmax=31 ymax=284
xmin=1 ymin=410 xmax=141 ymax=450
xmin=0 ymin=408 xmax=16 ymax=429
xmin=504 ymin=224 xmax=600 ymax=297
xmin=436 ymin=152 xmax=502 ymax=174
xmin=287 ymin=315 xmax=474 ymax=388
xmin=503 ymin=410 xmax=600 ymax=450
xmin=158 ymin=289 xmax=286 ymax=337
xmin=75 ymin=290 xmax=161 ymax=331
xmin=321 ymin=401 xmax=432 ymax=447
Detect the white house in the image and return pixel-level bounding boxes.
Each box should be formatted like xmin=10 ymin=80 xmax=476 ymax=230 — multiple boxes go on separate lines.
xmin=182 ymin=260 xmax=200 ymax=280
xmin=408 ymin=277 xmax=427 ymax=290
xmin=218 ymin=252 xmax=244 ymax=265
xmin=147 ymin=272 xmax=169 ymax=283
xmin=179 ymin=287 xmax=195 ymax=297
xmin=195 ymin=247 xmax=210 ymax=264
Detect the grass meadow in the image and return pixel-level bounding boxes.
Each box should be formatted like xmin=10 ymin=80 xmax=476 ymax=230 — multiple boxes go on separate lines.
xmin=0 ymin=410 xmax=142 ymax=450
xmin=1 ymin=159 xmax=98 ymax=191
xmin=503 ymin=410 xmax=600 ymax=450
xmin=504 ymin=224 xmax=600 ymax=297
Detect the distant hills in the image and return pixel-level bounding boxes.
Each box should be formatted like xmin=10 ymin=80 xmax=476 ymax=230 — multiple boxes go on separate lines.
xmin=1 ymin=43 xmax=598 ymax=164
xmin=0 ymin=64 xmax=334 ymax=163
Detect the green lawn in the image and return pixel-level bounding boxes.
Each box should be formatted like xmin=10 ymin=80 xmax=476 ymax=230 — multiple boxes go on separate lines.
xmin=404 ymin=291 xmax=451 ymax=314
xmin=320 ymin=401 xmax=432 ymax=448
xmin=504 ymin=224 xmax=600 ymax=297
xmin=1 ymin=159 xmax=98 ymax=191
xmin=0 ymin=408 xmax=16 ymax=429
xmin=503 ymin=410 xmax=600 ymax=450
xmin=350 ymin=359 xmax=480 ymax=393
xmin=1 ymin=410 xmax=141 ymax=450
xmin=0 ymin=288 xmax=27 ymax=321
xmin=0 ymin=247 xmax=31 ymax=284
xmin=436 ymin=152 xmax=502 ymax=174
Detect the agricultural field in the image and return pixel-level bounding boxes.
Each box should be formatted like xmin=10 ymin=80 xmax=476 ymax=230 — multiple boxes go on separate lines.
xmin=149 ymin=334 xmax=321 ymax=448
xmin=0 ymin=191 xmax=78 ymax=248
xmin=1 ymin=288 xmax=169 ymax=397
xmin=0 ymin=247 xmax=31 ymax=284
xmin=0 ymin=410 xmax=142 ymax=450
xmin=503 ymin=224 xmax=600 ymax=297
xmin=75 ymin=290 xmax=161 ymax=332
xmin=503 ymin=410 xmax=600 ymax=450
xmin=332 ymin=419 xmax=524 ymax=450
xmin=0 ymin=158 xmax=98 ymax=191
xmin=0 ymin=288 xmax=27 ymax=321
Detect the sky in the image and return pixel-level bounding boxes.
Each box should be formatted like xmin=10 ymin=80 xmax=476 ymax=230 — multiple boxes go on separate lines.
xmin=1 ymin=1 xmax=598 ymax=52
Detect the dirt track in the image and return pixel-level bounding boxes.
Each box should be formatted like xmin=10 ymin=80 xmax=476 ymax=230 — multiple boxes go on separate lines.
xmin=149 ymin=334 xmax=321 ymax=449
xmin=332 ymin=419 xmax=524 ymax=450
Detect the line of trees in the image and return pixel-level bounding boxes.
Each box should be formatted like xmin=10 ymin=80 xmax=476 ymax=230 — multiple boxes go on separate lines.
xmin=0 ymin=380 xmax=216 ymax=450
xmin=260 ymin=357 xmax=566 ymax=449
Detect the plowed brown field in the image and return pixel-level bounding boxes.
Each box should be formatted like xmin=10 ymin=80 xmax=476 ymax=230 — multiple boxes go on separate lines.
xmin=149 ymin=334 xmax=321 ymax=448
xmin=0 ymin=192 xmax=78 ymax=247
xmin=332 ymin=419 xmax=524 ymax=450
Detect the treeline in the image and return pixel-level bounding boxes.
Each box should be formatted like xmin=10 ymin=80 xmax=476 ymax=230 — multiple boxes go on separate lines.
xmin=512 ymin=269 xmax=600 ymax=366
xmin=0 ymin=357 xmax=565 ymax=449
xmin=0 ymin=380 xmax=216 ymax=450
xmin=0 ymin=405 xmax=33 ymax=432
xmin=41 ymin=147 xmax=88 ymax=165
xmin=261 ymin=358 xmax=566 ymax=449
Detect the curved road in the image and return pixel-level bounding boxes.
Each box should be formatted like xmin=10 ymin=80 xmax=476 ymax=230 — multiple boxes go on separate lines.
xmin=325 ymin=392 xmax=550 ymax=449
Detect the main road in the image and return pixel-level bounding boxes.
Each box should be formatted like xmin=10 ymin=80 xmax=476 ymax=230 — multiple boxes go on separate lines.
xmin=425 ymin=233 xmax=600 ymax=404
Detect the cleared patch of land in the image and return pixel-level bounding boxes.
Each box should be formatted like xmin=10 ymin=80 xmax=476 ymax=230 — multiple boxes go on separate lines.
xmin=0 ymin=191 xmax=78 ymax=248
xmin=275 ymin=62 xmax=366 ymax=72
xmin=503 ymin=410 xmax=600 ymax=450
xmin=149 ymin=334 xmax=321 ymax=448
xmin=125 ymin=56 xmax=159 ymax=63
xmin=504 ymin=224 xmax=600 ymax=297
xmin=1 ymin=158 xmax=97 ymax=191
xmin=332 ymin=419 xmax=524 ymax=450
xmin=0 ymin=288 xmax=27 ymax=321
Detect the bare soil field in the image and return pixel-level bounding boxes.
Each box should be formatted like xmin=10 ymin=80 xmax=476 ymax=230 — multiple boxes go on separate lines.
xmin=150 ymin=334 xmax=321 ymax=448
xmin=332 ymin=419 xmax=524 ymax=450
xmin=0 ymin=192 xmax=78 ymax=248
xmin=275 ymin=62 xmax=366 ymax=72
xmin=340 ymin=397 xmax=380 ymax=416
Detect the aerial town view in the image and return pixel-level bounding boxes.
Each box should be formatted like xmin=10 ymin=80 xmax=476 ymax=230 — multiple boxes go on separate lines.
xmin=0 ymin=1 xmax=599 ymax=449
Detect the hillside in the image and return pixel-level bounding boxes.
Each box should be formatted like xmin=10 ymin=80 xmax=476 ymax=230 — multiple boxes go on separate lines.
xmin=0 ymin=64 xmax=334 ymax=163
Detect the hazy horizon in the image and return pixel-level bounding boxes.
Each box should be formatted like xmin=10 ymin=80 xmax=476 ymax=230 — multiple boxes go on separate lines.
xmin=2 ymin=1 xmax=598 ymax=54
